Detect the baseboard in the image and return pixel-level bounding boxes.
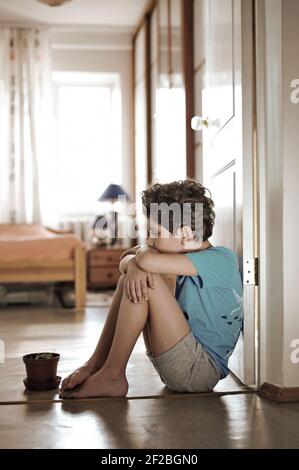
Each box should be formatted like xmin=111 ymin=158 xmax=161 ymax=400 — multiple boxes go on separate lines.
xmin=258 ymin=382 xmax=299 ymax=403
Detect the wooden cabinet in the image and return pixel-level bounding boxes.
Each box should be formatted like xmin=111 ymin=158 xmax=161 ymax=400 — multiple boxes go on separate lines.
xmin=87 ymin=247 xmax=124 ymax=289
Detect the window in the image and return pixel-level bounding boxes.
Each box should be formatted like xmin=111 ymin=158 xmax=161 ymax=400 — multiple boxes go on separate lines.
xmin=154 ymin=85 xmax=186 ymax=182
xmin=47 ymin=72 xmax=122 ymax=221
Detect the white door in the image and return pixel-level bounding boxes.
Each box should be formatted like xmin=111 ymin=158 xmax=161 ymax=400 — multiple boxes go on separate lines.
xmin=193 ymin=0 xmax=257 ymax=386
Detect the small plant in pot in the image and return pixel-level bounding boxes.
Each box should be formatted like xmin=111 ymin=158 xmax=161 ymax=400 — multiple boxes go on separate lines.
xmin=23 ymin=352 xmax=61 ymax=391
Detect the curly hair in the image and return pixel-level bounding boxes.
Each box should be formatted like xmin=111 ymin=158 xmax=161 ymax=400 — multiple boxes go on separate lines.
xmin=141 ymin=179 xmax=215 ymax=241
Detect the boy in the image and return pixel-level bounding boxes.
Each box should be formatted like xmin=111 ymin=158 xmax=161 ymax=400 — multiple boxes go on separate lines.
xmin=60 ymin=180 xmax=243 ymax=398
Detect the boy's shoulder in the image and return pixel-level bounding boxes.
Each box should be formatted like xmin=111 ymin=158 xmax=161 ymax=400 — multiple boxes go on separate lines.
xmin=193 ymin=245 xmax=237 ymax=259
xmin=184 ymin=245 xmax=240 ymax=289
xmin=208 ymin=245 xmax=234 ymax=252
xmin=206 ymin=246 xmax=238 ymax=265
xmin=211 ymin=245 xmax=237 ymax=256
xmin=186 ymin=245 xmax=239 ymax=273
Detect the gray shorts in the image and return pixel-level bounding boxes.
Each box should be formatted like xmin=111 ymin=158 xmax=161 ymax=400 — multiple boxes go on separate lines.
xmin=146 ymin=330 xmax=222 ymax=393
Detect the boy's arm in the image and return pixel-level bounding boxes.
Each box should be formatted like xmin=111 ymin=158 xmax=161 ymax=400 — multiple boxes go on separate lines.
xmin=135 ymin=246 xmax=198 ymax=276
xmin=119 ymin=251 xmax=176 ymax=295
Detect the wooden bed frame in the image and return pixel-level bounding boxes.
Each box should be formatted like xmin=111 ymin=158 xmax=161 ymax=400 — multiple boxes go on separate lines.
xmin=0 ymin=244 xmax=86 ymax=311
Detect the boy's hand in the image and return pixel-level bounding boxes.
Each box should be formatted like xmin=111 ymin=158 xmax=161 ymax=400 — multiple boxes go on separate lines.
xmin=119 ymin=245 xmax=142 ymax=261
xmin=137 ymin=245 xmax=160 ymax=255
xmin=125 ymin=258 xmax=155 ymax=303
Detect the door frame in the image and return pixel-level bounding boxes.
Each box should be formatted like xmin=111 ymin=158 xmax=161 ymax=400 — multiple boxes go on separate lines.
xmin=237 ymin=0 xmax=259 ymax=386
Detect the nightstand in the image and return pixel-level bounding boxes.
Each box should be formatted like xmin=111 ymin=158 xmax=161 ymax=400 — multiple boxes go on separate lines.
xmin=87 ymin=247 xmax=125 ymax=289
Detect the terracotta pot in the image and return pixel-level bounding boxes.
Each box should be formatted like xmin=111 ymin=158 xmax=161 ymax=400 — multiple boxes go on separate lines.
xmin=23 ymin=352 xmax=60 ymax=384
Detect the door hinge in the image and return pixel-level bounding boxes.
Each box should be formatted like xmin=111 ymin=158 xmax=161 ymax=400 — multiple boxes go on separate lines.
xmin=244 ymin=258 xmax=259 ymax=286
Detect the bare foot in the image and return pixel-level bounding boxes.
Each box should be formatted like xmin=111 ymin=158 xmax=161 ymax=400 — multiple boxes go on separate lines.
xmin=60 ymin=363 xmax=95 ymax=394
xmin=60 ymin=368 xmax=129 ymax=399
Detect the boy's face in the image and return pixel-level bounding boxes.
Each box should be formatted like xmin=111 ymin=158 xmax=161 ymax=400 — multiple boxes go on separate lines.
xmin=147 ymin=218 xmax=191 ymax=253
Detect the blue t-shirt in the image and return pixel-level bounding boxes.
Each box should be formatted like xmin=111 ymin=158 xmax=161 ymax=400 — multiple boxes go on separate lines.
xmin=175 ymin=246 xmax=243 ymax=378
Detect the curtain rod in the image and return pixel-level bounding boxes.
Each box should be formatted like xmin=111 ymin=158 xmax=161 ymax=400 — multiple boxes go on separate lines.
xmin=0 ymin=23 xmax=50 ymax=30
xmin=0 ymin=23 xmax=134 ymax=33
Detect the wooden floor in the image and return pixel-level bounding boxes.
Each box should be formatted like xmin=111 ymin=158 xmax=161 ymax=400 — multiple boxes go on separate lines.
xmin=1 ymin=306 xmax=298 ymax=448
xmin=0 ymin=306 xmax=251 ymax=404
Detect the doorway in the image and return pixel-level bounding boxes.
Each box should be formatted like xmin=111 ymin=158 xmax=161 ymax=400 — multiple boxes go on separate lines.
xmin=192 ymin=0 xmax=258 ymax=386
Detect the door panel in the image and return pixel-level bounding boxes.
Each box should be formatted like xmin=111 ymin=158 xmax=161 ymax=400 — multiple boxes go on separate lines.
xmin=210 ymin=164 xmax=236 ymax=251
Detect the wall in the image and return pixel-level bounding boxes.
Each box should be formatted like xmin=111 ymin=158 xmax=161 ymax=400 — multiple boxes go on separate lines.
xmin=258 ymin=0 xmax=299 ymax=388
xmin=282 ymin=0 xmax=299 ymax=387
xmin=51 ymin=28 xmax=135 ymax=199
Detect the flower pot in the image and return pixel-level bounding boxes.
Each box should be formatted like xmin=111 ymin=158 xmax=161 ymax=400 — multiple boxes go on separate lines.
xmin=23 ymin=352 xmax=60 ymax=391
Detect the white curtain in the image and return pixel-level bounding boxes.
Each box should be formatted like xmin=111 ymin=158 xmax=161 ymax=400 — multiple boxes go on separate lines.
xmin=0 ymin=28 xmax=53 ymax=224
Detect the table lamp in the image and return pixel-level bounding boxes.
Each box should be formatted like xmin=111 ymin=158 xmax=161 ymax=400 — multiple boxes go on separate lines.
xmin=98 ymin=184 xmax=130 ymax=246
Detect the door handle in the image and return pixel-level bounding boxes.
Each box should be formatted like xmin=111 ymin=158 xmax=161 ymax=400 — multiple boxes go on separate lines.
xmin=191 ymin=116 xmax=209 ymax=131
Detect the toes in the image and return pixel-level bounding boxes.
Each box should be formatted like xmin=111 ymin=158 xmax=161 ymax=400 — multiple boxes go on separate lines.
xmin=61 ymin=377 xmax=70 ymax=388
xmin=60 ymin=376 xmax=71 ymax=391
xmin=66 ymin=378 xmax=76 ymax=390
xmin=60 ymin=383 xmax=82 ymax=399
xmin=61 ymin=390 xmax=78 ymax=399
xmin=64 ymin=374 xmax=80 ymax=391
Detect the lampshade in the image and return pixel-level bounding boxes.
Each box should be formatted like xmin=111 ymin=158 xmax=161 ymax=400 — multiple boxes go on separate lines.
xmin=37 ymin=0 xmax=72 ymax=6
xmin=98 ymin=184 xmax=130 ymax=202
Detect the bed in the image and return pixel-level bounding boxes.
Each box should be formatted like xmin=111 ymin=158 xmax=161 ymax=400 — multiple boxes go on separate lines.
xmin=0 ymin=224 xmax=86 ymax=310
